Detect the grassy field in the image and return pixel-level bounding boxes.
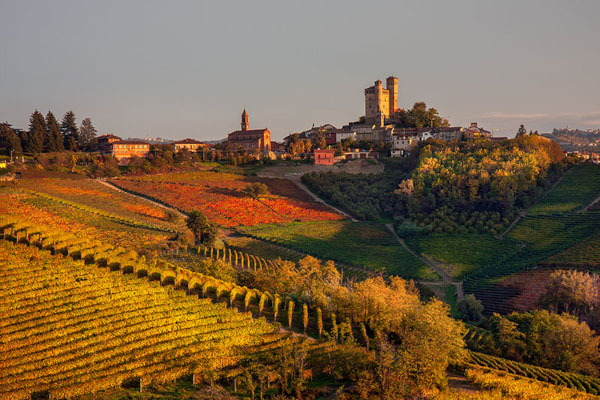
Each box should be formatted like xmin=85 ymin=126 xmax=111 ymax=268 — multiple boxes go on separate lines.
xmin=405 ymin=234 xmax=522 ymax=279
xmin=0 ymin=240 xmax=281 ymax=399
xmin=238 ymin=221 xmax=439 ymax=281
xmin=528 ymin=164 xmax=600 ymax=215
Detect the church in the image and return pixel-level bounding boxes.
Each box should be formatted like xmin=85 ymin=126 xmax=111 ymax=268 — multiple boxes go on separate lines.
xmin=227 ymin=109 xmax=271 ymax=152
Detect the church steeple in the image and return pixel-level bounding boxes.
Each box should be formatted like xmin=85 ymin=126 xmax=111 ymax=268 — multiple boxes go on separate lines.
xmin=241 ymin=108 xmax=249 ymax=131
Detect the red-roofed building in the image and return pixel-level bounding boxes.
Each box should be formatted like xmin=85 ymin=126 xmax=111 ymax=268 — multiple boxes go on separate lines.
xmin=97 ymin=134 xmax=121 ymax=153
xmin=227 ymin=109 xmax=271 ymax=152
xmin=314 ymin=149 xmax=335 ymax=165
xmin=174 ymin=138 xmax=207 ymax=152
xmin=110 ymin=140 xmax=150 ymax=164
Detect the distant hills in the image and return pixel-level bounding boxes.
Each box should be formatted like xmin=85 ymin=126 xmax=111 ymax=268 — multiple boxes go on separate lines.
xmin=543 ymin=128 xmax=600 ymax=152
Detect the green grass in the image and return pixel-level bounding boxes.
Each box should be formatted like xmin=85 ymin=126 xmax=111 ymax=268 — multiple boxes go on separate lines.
xmin=237 ymin=221 xmax=439 ymax=281
xmin=405 ymin=234 xmax=521 ymax=279
xmin=529 ymin=164 xmax=600 ymax=215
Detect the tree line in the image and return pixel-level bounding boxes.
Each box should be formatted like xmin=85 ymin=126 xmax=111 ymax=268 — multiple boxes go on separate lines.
xmin=0 ymin=109 xmax=97 ymax=156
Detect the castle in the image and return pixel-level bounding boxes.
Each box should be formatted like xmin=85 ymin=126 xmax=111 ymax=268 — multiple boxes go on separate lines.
xmin=364 ymin=76 xmax=398 ymax=125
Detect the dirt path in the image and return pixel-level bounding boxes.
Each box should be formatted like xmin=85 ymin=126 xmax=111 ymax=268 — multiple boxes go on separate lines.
xmin=578 ymin=193 xmax=600 ymax=213
xmin=499 ymin=210 xmax=527 ymax=239
xmin=290 ymin=180 xmax=359 ymax=222
xmin=500 ymin=175 xmax=566 ymax=239
xmin=97 ymin=179 xmax=188 ymax=219
xmin=384 ymin=223 xmax=464 ymax=300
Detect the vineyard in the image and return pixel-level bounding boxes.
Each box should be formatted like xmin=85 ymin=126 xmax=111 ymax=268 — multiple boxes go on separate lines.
xmin=0 ymin=188 xmax=172 ymax=251
xmin=541 ymin=234 xmax=600 ymax=269
xmin=238 ymin=221 xmax=438 ymax=281
xmin=405 ymin=234 xmax=522 ymax=279
xmin=528 ymin=164 xmax=600 ymax=215
xmin=18 ymin=177 xmax=181 ymax=230
xmin=107 ymin=171 xmax=344 ymax=227
xmin=464 ymin=352 xmax=600 ymax=395
xmin=458 ymin=368 xmax=598 ymax=399
xmin=0 ymin=239 xmax=285 ymax=399
xmin=464 ymin=212 xmax=600 ymax=312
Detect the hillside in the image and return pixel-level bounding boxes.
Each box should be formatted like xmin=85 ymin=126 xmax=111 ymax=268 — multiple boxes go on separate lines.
xmin=0 ymin=240 xmax=281 ymax=399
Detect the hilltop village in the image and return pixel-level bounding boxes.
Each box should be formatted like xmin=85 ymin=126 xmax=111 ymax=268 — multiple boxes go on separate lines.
xmin=0 ymin=76 xmax=503 ymax=167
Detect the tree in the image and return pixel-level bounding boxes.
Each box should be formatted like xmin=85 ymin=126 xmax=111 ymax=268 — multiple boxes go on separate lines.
xmin=26 ymin=110 xmax=46 ymax=154
xmin=0 ymin=123 xmax=22 ymax=156
xmin=488 ymin=310 xmax=600 ymax=374
xmin=539 ymin=269 xmax=600 ymax=330
xmin=61 ymin=110 xmax=79 ymax=151
xmin=242 ymin=182 xmax=269 ymax=199
xmin=45 ymin=111 xmax=64 ymax=152
xmin=312 ymin=132 xmax=326 ymax=149
xmin=516 ymin=124 xmax=528 ymax=137
xmin=78 ymin=118 xmax=97 ymax=151
xmin=457 ymin=294 xmax=484 ymax=322
xmin=186 ymin=210 xmax=218 ymax=246
xmin=393 ymin=102 xmax=450 ymax=129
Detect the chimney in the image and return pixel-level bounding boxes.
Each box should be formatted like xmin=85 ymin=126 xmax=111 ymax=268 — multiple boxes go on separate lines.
xmin=470 ymin=122 xmax=478 ymax=128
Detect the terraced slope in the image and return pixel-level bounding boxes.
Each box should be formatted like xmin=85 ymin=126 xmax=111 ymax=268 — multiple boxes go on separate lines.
xmin=0 ymin=241 xmax=281 ymax=399
xmin=528 ymin=164 xmax=600 ymax=215
xmin=238 ymin=221 xmax=438 ymax=281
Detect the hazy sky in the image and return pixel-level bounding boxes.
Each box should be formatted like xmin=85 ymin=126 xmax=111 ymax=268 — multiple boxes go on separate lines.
xmin=1 ymin=0 xmax=599 ymax=140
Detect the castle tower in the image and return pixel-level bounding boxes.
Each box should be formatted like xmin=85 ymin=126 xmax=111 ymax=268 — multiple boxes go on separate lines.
xmin=365 ymin=80 xmax=390 ymax=124
xmin=241 ymin=108 xmax=249 ymax=131
xmin=386 ymin=76 xmax=398 ymax=114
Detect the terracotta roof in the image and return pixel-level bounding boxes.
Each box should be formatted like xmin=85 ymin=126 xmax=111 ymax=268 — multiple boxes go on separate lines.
xmin=314 ymin=149 xmax=335 ymax=154
xmin=229 ymin=129 xmax=269 ymax=138
xmin=270 ymin=141 xmax=284 ymax=151
xmin=174 ymin=138 xmax=205 ymax=144
xmin=98 ymin=134 xmax=121 ymax=140
xmin=112 ymin=140 xmax=149 ymax=145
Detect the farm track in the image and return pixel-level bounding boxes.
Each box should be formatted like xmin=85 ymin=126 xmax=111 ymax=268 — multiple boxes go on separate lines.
xmin=499 ymin=175 xmax=565 ymax=239
xmin=384 ymin=224 xmax=464 ymax=300
xmin=97 ymin=179 xmax=188 ymax=219
xmin=256 ymin=171 xmax=357 ymax=221
xmin=578 ymin=193 xmax=600 ymax=213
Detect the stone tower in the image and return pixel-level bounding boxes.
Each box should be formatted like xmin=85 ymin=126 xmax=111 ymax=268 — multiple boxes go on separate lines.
xmin=386 ymin=76 xmax=398 ymax=114
xmin=365 ymin=77 xmax=398 ymax=125
xmin=241 ymin=108 xmax=249 ymax=131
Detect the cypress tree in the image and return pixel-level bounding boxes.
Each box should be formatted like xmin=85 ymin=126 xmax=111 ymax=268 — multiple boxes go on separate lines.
xmin=61 ymin=111 xmax=79 ymax=151
xmin=331 ymin=314 xmax=338 ymax=343
xmin=317 ymin=308 xmax=323 ymax=338
xmin=0 ymin=123 xmax=22 ymax=156
xmin=287 ymin=300 xmax=295 ymax=329
xmin=45 ymin=111 xmax=64 ymax=152
xmin=273 ymin=295 xmax=281 ymax=322
xmin=78 ymin=117 xmax=97 ymax=151
xmin=26 ymin=110 xmax=46 ymax=154
xmin=360 ymin=322 xmax=369 ymax=350
xmin=302 ymin=304 xmax=308 ymax=334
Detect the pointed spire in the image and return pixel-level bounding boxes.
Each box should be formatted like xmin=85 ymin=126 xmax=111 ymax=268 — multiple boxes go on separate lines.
xmin=241 ymin=108 xmax=249 ymax=131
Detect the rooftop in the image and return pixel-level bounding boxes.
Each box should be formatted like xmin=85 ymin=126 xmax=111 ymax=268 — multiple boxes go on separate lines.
xmin=174 ymin=138 xmax=205 ymax=144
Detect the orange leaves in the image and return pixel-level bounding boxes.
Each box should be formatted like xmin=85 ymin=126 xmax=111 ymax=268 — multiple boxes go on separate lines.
xmin=109 ymin=172 xmax=344 ymax=228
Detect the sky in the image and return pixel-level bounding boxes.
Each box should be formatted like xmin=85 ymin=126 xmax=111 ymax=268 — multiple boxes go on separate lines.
xmin=1 ymin=0 xmax=599 ymax=141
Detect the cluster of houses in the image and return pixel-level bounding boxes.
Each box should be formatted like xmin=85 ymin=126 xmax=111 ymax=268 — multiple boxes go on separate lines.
xmin=97 ymin=76 xmax=507 ymax=165
xmin=97 ymin=134 xmax=208 ymax=164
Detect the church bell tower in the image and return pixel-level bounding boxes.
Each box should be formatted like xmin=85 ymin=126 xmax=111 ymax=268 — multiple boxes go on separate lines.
xmin=241 ymin=108 xmax=249 ymax=131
